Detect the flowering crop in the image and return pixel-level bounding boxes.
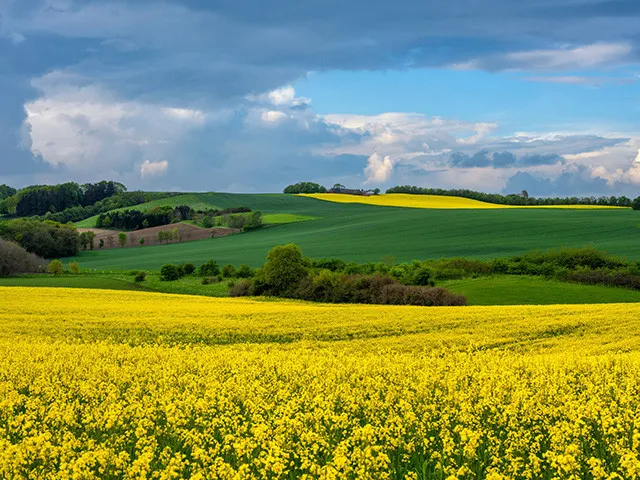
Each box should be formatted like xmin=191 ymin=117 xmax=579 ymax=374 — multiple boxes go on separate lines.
xmin=1 ymin=287 xmax=640 ymax=479
xmin=301 ymin=193 xmax=625 ymax=210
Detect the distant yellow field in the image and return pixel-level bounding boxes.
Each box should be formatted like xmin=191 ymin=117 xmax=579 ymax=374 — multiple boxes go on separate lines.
xmin=2 ymin=287 xmax=640 ymax=478
xmin=301 ymin=193 xmax=626 ymax=209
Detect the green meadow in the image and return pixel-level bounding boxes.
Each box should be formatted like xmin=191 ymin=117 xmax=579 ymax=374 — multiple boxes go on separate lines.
xmin=69 ymin=192 xmax=640 ymax=271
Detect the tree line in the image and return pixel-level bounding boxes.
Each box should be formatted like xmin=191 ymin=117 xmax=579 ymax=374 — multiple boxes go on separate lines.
xmin=0 ymin=181 xmax=127 ymax=217
xmin=96 ymin=205 xmax=195 ymax=230
xmin=386 ymin=185 xmax=639 ymax=207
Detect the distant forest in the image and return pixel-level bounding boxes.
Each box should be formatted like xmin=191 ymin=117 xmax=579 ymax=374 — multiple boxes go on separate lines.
xmin=386 ymin=186 xmax=640 ymax=208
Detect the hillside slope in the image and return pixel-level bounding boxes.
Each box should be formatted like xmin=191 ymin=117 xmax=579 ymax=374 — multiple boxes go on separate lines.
xmin=70 ymin=193 xmax=640 ymax=270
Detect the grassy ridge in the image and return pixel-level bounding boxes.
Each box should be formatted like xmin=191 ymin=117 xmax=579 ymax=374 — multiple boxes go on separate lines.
xmin=67 ymin=193 xmax=640 ymax=271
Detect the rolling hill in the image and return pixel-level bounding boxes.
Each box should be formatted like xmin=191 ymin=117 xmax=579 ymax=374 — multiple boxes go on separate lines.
xmin=69 ymin=192 xmax=640 ymax=271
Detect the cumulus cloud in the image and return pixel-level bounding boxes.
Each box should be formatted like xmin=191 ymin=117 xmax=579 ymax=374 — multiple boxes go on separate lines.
xmin=140 ymin=160 xmax=169 ymax=178
xmin=364 ymin=153 xmax=395 ymax=184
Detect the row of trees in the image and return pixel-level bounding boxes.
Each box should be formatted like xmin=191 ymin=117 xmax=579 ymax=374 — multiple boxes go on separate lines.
xmin=34 ymin=191 xmax=178 ymax=224
xmin=386 ymin=185 xmax=638 ymax=207
xmin=96 ymin=206 xmax=194 ymax=230
xmin=0 ymin=219 xmax=79 ymax=258
xmin=0 ymin=185 xmax=16 ymax=201
xmin=225 ymin=244 xmax=467 ymax=306
xmin=283 ymin=182 xmax=328 ymax=194
xmin=1 ymin=181 xmax=127 ymax=217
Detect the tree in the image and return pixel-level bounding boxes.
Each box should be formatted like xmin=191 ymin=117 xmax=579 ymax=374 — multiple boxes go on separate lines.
xmin=139 ymin=237 xmax=145 ymax=246
xmin=99 ymin=239 xmax=104 ymax=249
xmin=521 ymin=190 xmax=529 ymax=199
xmin=172 ymin=227 xmax=180 ymax=242
xmin=332 ymin=183 xmax=346 ymax=191
xmin=79 ymin=232 xmax=89 ymax=250
xmin=256 ymin=244 xmax=309 ymax=295
xmin=118 ymin=232 xmax=127 ymax=248
xmin=48 ymin=259 xmax=63 ymax=276
xmin=86 ymin=231 xmax=96 ymax=250
xmin=68 ymin=262 xmax=80 ymax=274
xmin=107 ymin=236 xmax=115 ymax=248
xmin=633 ymin=197 xmax=640 ymax=211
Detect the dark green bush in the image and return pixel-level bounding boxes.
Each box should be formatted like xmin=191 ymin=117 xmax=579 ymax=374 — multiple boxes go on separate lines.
xmin=182 ymin=263 xmax=195 ymax=275
xmin=134 ymin=271 xmax=147 ymax=282
xmin=199 ymin=260 xmax=220 ymax=277
xmin=160 ymin=264 xmax=182 ymax=281
xmin=236 ymin=264 xmax=254 ymax=278
xmin=222 ymin=264 xmax=237 ymax=278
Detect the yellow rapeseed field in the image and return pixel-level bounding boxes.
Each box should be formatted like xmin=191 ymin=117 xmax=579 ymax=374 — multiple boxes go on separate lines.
xmin=301 ymin=193 xmax=626 ymax=210
xmin=2 ymin=286 xmax=640 ymax=479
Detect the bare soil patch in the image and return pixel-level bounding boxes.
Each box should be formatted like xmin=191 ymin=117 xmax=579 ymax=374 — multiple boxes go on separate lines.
xmin=78 ymin=223 xmax=239 ymax=250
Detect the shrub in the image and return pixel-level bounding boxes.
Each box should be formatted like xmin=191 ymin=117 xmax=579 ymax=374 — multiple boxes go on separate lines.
xmin=160 ymin=264 xmax=182 ymax=281
xmin=0 ymin=239 xmax=46 ymax=277
xmin=236 ymin=264 xmax=254 ymax=278
xmin=134 ymin=271 xmax=147 ymax=282
xmin=182 ymin=263 xmax=195 ymax=275
xmin=229 ymin=279 xmax=252 ymax=297
xmin=48 ymin=260 xmax=64 ymax=276
xmin=199 ymin=260 xmax=220 ymax=277
xmin=222 ymin=264 xmax=237 ymax=278
xmin=68 ymin=262 xmax=80 ymax=274
xmin=202 ymin=216 xmax=214 ymax=228
xmin=293 ymin=271 xmax=466 ymax=306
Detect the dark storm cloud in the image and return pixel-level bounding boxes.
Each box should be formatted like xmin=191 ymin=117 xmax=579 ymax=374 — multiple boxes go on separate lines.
xmin=449 ymin=151 xmax=564 ymax=168
xmin=1 ymin=0 xmax=639 ymax=191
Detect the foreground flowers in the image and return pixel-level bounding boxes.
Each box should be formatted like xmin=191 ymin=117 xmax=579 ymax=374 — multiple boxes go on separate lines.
xmin=1 ymin=287 xmax=639 ymax=479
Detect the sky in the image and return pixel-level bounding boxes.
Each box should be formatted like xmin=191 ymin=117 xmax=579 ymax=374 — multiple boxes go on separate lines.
xmin=1 ymin=0 xmax=640 ymax=196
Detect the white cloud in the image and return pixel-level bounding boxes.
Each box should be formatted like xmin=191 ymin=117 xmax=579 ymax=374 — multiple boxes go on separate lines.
xmin=507 ymin=43 xmax=632 ymax=70
xmin=364 ymin=153 xmax=395 ymax=184
xmin=140 ymin=159 xmax=169 ymax=178
xmin=163 ymin=108 xmax=205 ymax=123
xmin=458 ymin=43 xmax=634 ymax=71
xmin=261 ymin=110 xmax=288 ymax=123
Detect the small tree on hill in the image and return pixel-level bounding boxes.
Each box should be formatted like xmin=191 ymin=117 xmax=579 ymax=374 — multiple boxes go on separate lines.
xmin=118 ymin=232 xmax=127 ymax=248
xmin=86 ymin=231 xmax=96 ymax=250
xmin=256 ymin=244 xmax=309 ymax=295
xmin=48 ymin=260 xmax=63 ymax=276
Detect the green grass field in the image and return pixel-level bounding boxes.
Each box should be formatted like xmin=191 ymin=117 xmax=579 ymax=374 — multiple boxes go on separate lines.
xmin=4 ymin=273 xmax=640 ymax=305
xmin=441 ymin=275 xmax=640 ymax=305
xmin=68 ymin=193 xmax=640 ymax=271
xmin=0 ymin=274 xmax=230 ymax=297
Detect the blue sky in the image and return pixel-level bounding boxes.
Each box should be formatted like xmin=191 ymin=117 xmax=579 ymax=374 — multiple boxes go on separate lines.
xmin=1 ymin=0 xmax=640 ymax=196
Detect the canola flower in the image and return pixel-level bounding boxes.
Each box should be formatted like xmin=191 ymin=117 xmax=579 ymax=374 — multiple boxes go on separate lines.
xmin=300 ymin=193 xmax=626 ymax=210
xmin=1 ymin=287 xmax=640 ymax=479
